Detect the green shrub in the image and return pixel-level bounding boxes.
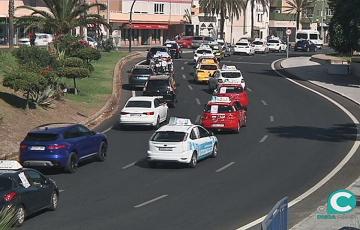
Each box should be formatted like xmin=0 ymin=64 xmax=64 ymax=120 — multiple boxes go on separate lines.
xmin=13 ymin=46 xmax=57 ymax=69
xmin=77 ymin=47 xmax=101 ymax=63
xmin=59 ymin=57 xmax=84 ymax=68
xmin=0 ymin=207 xmax=15 ymax=230
xmin=57 ymin=67 xmax=90 ymax=79
xmin=102 ymin=38 xmax=114 ymax=52
xmin=54 ymin=34 xmax=89 ymax=56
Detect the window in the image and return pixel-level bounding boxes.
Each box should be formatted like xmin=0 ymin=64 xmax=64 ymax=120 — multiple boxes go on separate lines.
xmin=327 ymin=8 xmax=333 ymax=16
xmin=64 ymin=127 xmax=82 ymax=139
xmin=0 ymin=177 xmax=12 ymax=192
xmin=310 ymin=34 xmax=318 ymax=40
xmin=154 ymin=99 xmax=160 ymax=108
xmin=126 ymin=101 xmax=152 ymax=108
xmin=154 ymin=3 xmax=164 ymax=14
xmin=198 ymin=127 xmax=209 ymax=138
xmin=190 ymin=129 xmax=198 ymax=140
xmin=25 ymin=170 xmax=46 ymax=187
xmin=25 ymin=133 xmax=59 ymax=142
xmin=151 ymin=131 xmax=187 ymax=142
xmin=257 ymin=13 xmax=263 ymax=22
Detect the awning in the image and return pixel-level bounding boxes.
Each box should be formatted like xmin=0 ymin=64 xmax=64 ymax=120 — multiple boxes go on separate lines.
xmin=128 ymin=23 xmax=169 ymax=30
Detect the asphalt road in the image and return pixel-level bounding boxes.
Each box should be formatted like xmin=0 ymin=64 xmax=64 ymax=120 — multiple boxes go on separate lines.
xmin=21 ymin=49 xmax=359 ymax=230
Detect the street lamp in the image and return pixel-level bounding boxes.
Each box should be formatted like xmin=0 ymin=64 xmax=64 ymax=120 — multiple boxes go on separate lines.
xmin=129 ymin=0 xmax=137 ymax=53
xmin=107 ymin=0 xmax=110 ymax=39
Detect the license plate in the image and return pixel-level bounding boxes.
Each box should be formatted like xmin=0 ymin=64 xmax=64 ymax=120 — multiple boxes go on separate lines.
xmin=212 ymin=124 xmax=224 ymax=127
xmin=30 ymin=146 xmax=45 ymax=151
xmin=130 ymin=114 xmax=142 ymax=117
xmin=159 ymin=147 xmax=173 ymax=151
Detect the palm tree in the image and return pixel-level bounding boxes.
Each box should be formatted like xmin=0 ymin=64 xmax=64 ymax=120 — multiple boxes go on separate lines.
xmin=15 ymin=0 xmax=109 ymax=36
xmin=8 ymin=0 xmax=14 ymax=48
xmin=199 ymin=0 xmax=244 ymax=39
xmin=183 ymin=8 xmax=192 ymax=24
xmin=244 ymin=0 xmax=269 ymax=38
xmin=284 ymin=0 xmax=312 ymax=30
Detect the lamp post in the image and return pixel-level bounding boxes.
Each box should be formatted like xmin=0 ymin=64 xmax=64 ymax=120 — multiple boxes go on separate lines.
xmin=107 ymin=0 xmax=110 ymax=39
xmin=8 ymin=0 xmax=14 ymax=48
xmin=129 ymin=0 xmax=137 ymax=52
xmin=320 ymin=0 xmax=325 ymax=44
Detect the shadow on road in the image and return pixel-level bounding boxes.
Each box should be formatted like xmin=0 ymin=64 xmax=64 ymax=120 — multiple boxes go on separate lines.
xmin=135 ymin=158 xmax=189 ymax=169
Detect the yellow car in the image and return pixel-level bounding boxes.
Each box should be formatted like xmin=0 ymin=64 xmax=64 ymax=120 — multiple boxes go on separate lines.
xmin=195 ymin=63 xmax=218 ymax=83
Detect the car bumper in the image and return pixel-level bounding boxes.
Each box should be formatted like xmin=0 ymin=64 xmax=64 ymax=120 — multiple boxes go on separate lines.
xmin=233 ymin=48 xmax=251 ymax=54
xmin=119 ymin=116 xmax=156 ymax=126
xmin=269 ymin=46 xmax=280 ymax=51
xmin=202 ymin=120 xmax=239 ymax=130
xmin=147 ymin=150 xmax=193 ymax=163
xmin=20 ymin=152 xmax=68 ymax=167
xmin=254 ymin=48 xmax=266 ymax=52
xmin=196 ymin=73 xmax=211 ymax=82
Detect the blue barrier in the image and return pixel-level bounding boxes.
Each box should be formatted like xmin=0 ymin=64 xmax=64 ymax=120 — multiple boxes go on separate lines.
xmin=261 ymin=197 xmax=288 ymax=230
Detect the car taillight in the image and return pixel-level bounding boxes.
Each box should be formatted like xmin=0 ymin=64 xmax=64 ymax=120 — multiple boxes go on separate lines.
xmin=143 ymin=112 xmax=154 ymax=115
xmin=48 ymin=144 xmax=68 ymax=150
xmin=4 ymin=192 xmax=16 ymax=202
xmin=121 ymin=112 xmax=129 ymax=115
xmin=20 ymin=144 xmax=27 ymax=152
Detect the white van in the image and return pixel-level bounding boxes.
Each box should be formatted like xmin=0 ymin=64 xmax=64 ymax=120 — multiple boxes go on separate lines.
xmin=296 ymin=30 xmax=323 ymax=48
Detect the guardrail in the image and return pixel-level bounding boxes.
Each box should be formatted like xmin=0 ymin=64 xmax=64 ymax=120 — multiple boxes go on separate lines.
xmin=261 ymin=197 xmax=288 ymax=230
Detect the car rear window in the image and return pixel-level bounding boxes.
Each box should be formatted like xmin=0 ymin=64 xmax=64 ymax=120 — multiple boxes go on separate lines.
xmin=25 ymin=133 xmax=59 ymax=142
xmin=132 ymin=68 xmax=152 ymax=75
xmin=296 ymin=33 xmax=308 ymax=39
xmin=221 ymin=72 xmax=241 ymax=78
xmin=205 ymin=105 xmax=234 ymax=113
xmin=196 ymin=50 xmax=212 ymax=54
xmin=0 ymin=177 xmax=12 ymax=192
xmin=253 ymin=41 xmax=263 ymax=45
xmin=126 ymin=101 xmax=152 ymax=108
xmin=310 ymin=34 xmax=318 ymax=40
xmin=204 ymin=37 xmax=214 ymax=41
xmin=236 ymin=43 xmax=248 ymax=46
xmin=150 ymin=48 xmax=167 ymax=54
xmin=151 ymin=131 xmax=187 ymax=142
xmin=146 ymin=80 xmax=169 ymax=91
xmin=200 ymin=65 xmax=217 ymax=70
xmin=194 ymin=36 xmax=203 ymax=40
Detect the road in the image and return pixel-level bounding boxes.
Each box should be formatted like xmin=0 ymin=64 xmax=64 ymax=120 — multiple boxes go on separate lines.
xmin=22 ymin=50 xmax=359 ymax=230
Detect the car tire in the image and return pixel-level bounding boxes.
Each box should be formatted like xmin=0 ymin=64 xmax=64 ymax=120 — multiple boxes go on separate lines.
xmin=211 ymin=144 xmax=218 ymax=158
xmin=14 ymin=205 xmax=25 ymax=227
xmin=97 ymin=142 xmax=107 ymax=162
xmin=189 ymin=152 xmax=198 ymax=168
xmin=65 ymin=153 xmax=77 ymax=173
xmin=49 ymin=191 xmax=59 ymax=211
xmin=154 ymin=116 xmax=160 ymax=129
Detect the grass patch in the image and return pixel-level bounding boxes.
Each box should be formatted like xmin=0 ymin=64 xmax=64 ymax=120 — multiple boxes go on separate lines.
xmin=64 ymin=51 xmax=126 ymax=107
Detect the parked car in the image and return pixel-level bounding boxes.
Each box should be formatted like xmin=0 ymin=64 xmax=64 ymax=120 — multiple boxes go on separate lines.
xmin=0 ymin=160 xmax=59 ymax=226
xmin=17 ymin=33 xmax=53 ymax=46
xmin=146 ymin=46 xmax=169 ymax=62
xmin=143 ymin=75 xmax=177 ymax=107
xmin=119 ymin=96 xmax=168 ymax=129
xmin=165 ymin=41 xmax=182 ymax=59
xmin=294 ymin=40 xmax=317 ymax=52
xmin=128 ymin=65 xmax=154 ymax=88
xmin=19 ymin=123 xmax=108 ymax=173
xmin=176 ymin=36 xmax=193 ymax=49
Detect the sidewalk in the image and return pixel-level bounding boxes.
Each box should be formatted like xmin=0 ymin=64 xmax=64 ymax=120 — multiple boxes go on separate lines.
xmin=281 ymin=57 xmax=360 ymax=230
xmin=281 ymin=57 xmax=360 ymax=105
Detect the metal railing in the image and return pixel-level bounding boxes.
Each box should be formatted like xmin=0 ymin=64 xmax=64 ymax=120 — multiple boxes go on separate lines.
xmin=261 ymin=197 xmax=288 ymax=230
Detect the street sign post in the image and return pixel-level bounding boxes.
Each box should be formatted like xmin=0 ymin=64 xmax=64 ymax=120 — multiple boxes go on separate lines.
xmin=286 ymin=29 xmax=291 ymax=59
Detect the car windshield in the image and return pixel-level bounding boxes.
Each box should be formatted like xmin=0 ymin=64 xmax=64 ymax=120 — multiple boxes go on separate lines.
xmin=126 ymin=101 xmax=152 ymax=108
xmin=236 ymin=43 xmax=248 ymax=46
xmin=205 ymin=104 xmax=234 ymax=113
xmin=145 ymin=80 xmax=169 ymax=91
xmin=197 ymin=50 xmax=212 ymax=54
xmin=151 ymin=131 xmax=187 ymax=142
xmin=219 ymin=87 xmax=243 ymax=93
xmin=222 ymin=72 xmax=241 ymax=78
xmin=132 ymin=68 xmax=152 ymax=75
xmin=150 ymin=48 xmax=167 ymax=54
xmin=24 ymin=133 xmax=59 ymax=142
xmin=310 ymin=34 xmax=318 ymax=40
xmin=194 ymin=36 xmax=203 ymax=40
xmin=200 ymin=65 xmax=217 ymax=70
xmin=0 ymin=177 xmax=12 ymax=192
xmin=296 ymin=33 xmax=308 ymax=39
xmin=253 ymin=41 xmax=263 ymax=45
xmin=268 ymin=40 xmax=280 ymax=44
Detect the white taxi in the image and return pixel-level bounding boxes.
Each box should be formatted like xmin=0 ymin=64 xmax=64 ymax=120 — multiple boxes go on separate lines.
xmin=233 ymin=39 xmax=255 ymax=55
xmin=119 ymin=96 xmax=168 ymax=129
xmin=193 ymin=46 xmax=214 ymax=63
xmin=252 ymin=39 xmax=269 ymax=53
xmin=147 ymin=117 xmax=218 ymax=168
xmin=208 ymin=65 xmax=246 ymax=91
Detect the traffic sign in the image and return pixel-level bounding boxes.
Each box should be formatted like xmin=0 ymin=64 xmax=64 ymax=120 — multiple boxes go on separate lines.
xmin=286 ymin=29 xmax=292 ymax=36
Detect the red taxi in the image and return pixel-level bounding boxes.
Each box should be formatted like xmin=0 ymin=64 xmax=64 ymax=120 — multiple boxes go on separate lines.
xmin=201 ymin=96 xmax=247 ymax=133
xmin=213 ymin=84 xmax=249 ymax=108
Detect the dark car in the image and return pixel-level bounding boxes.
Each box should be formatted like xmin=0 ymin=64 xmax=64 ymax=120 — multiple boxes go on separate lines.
xmin=146 ymin=47 xmax=169 ymax=62
xmin=128 ymin=65 xmax=154 ymax=88
xmin=294 ymin=40 xmax=317 ymax=52
xmin=0 ymin=161 xmax=59 ymax=226
xmin=143 ymin=75 xmax=177 ymax=107
xmin=19 ymin=123 xmax=108 ymax=173
xmin=165 ymin=41 xmax=182 ymax=59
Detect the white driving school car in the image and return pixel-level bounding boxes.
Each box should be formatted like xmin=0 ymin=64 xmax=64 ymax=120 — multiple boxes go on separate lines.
xmin=208 ymin=65 xmax=246 ymax=91
xmin=147 ymin=117 xmax=218 ymax=168
xmin=119 ymin=96 xmax=168 ymax=128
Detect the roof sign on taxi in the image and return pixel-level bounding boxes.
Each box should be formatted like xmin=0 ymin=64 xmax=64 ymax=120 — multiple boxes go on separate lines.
xmin=169 ymin=117 xmax=192 ymax=126
xmin=0 ymin=160 xmax=23 ymax=170
xmin=221 ymin=65 xmax=237 ymax=71
xmin=211 ymin=96 xmax=231 ymax=103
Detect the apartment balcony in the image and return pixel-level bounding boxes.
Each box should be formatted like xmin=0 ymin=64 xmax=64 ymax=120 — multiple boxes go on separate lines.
xmin=270 ymin=12 xmax=296 ymax=21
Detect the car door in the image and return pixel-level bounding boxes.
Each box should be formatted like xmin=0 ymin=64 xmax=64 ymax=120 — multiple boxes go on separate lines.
xmin=197 ymin=126 xmax=214 ymax=157
xmin=155 ymin=98 xmax=167 ymax=122
xmin=234 ymin=102 xmax=246 ymax=125
xmin=24 ymin=169 xmax=52 ymax=209
xmin=77 ymin=125 xmax=99 ymax=156
xmin=64 ymin=126 xmax=90 ymax=158
xmin=15 ymin=172 xmax=41 ymax=214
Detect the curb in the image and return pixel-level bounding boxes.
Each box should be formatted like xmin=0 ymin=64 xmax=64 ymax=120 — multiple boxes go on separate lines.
xmin=82 ymin=51 xmax=144 ymax=129
xmin=279 ymin=59 xmax=360 ymax=106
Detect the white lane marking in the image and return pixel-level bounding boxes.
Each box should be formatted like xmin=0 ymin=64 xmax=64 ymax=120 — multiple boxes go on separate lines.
xmin=134 ymin=195 xmax=168 ymax=208
xmin=101 ymin=126 xmax=113 ymax=134
xmin=59 ymin=190 xmax=65 ymax=193
xmin=132 ymin=90 xmax=136 ymax=97
xmin=247 ymin=87 xmax=253 ymax=92
xmin=188 ymin=85 xmax=193 ymax=90
xmin=135 ymin=60 xmax=146 ymax=66
xmin=261 ymin=100 xmax=268 ymax=106
xmin=270 ymin=116 xmax=275 ymax=122
xmin=195 ymin=115 xmax=201 ymax=124
xmin=221 ymin=61 xmax=269 ymax=65
xmin=184 ymin=61 xmax=189 ymax=65
xmin=216 ymin=162 xmax=235 ymax=173
xmin=122 ymin=161 xmax=136 ymax=170
xmin=181 ymin=66 xmax=185 ymax=70
xmin=182 ymin=74 xmax=186 ymax=79
xmin=259 ymin=135 xmax=268 ymax=143
xmin=235 ymin=60 xmax=360 ymax=230
xmin=195 ymin=98 xmax=201 ymax=105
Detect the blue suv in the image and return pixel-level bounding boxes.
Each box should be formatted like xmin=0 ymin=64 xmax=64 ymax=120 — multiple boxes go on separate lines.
xmin=19 ymin=123 xmax=108 ymax=173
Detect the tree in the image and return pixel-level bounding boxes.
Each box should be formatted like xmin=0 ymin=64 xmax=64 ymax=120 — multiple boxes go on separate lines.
xmin=199 ymin=0 xmax=245 ymax=39
xmin=328 ymin=0 xmax=360 ymax=55
xmin=183 ymin=8 xmax=192 ymax=24
xmin=244 ymin=0 xmax=269 ymax=38
xmin=283 ymin=0 xmax=312 ymax=30
xmin=8 ymin=0 xmax=14 ymax=48
xmin=16 ymin=0 xmax=109 ymax=36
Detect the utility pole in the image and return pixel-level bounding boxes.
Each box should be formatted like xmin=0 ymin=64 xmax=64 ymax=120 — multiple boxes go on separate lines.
xmin=129 ymin=0 xmax=137 ymax=52
xmin=107 ymin=0 xmax=110 ymax=39
xmin=320 ymin=0 xmax=325 ymax=44
xmin=8 ymin=0 xmax=14 ymax=48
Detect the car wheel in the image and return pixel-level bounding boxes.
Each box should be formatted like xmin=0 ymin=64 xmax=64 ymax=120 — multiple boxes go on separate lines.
xmin=14 ymin=205 xmax=25 ymax=226
xmin=154 ymin=116 xmax=160 ymax=129
xmin=189 ymin=152 xmax=198 ymax=168
xmin=65 ymin=153 xmax=77 ymax=173
xmin=211 ymin=144 xmax=218 ymax=158
xmin=97 ymin=142 xmax=107 ymax=162
xmin=49 ymin=191 xmax=58 ymax=211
